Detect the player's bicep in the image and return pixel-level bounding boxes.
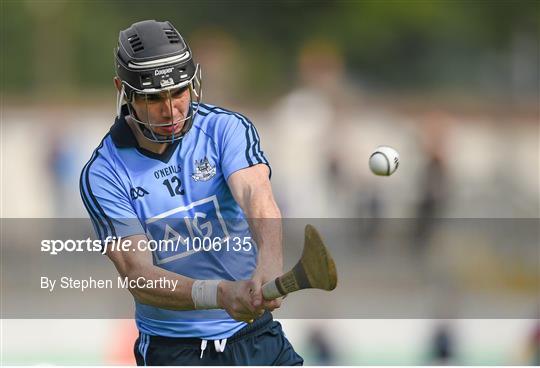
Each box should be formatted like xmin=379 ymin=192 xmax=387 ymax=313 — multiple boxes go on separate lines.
xmin=106 ymin=234 xmax=152 ymax=278
xmin=227 ymin=164 xmax=278 ymax=217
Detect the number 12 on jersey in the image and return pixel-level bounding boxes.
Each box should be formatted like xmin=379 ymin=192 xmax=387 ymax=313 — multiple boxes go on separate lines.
xmin=163 ymin=176 xmax=185 ymax=196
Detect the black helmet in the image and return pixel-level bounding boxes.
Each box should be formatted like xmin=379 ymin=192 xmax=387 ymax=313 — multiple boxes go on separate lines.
xmin=114 ymin=20 xmax=202 ymax=143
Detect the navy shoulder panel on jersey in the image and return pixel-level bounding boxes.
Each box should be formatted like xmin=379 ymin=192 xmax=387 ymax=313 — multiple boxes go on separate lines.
xmin=195 ymin=103 xmax=270 ymax=175
xmin=79 ymin=134 xmax=117 ymax=241
xmin=80 ymin=133 xmax=143 ymax=242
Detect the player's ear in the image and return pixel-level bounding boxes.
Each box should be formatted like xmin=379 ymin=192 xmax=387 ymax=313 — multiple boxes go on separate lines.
xmin=113 ymin=77 xmax=122 ymax=92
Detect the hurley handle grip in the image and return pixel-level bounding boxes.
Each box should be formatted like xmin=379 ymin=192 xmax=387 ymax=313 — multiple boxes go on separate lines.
xmin=261 ymin=268 xmax=302 ymax=300
xmin=262 ymin=279 xmax=283 ymax=300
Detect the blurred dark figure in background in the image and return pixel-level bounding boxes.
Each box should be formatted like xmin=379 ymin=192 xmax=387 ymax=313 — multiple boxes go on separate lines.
xmin=414 ymin=152 xmax=447 ymax=253
xmin=526 ymin=320 xmax=540 ymax=365
xmin=356 ymin=186 xmax=383 ymax=249
xmin=48 ymin=128 xmax=79 ymax=217
xmin=429 ymin=322 xmax=456 ymax=365
xmin=307 ymin=328 xmax=336 ymax=365
xmin=413 ymin=112 xmax=450 ymax=255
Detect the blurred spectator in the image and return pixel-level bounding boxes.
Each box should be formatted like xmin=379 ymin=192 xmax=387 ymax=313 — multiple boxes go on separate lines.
xmin=269 ymin=38 xmax=362 ymax=217
xmin=190 ymin=28 xmax=241 ymax=106
xmin=526 ymin=320 xmax=540 ymax=365
xmin=413 ymin=112 xmax=450 ymax=255
xmin=429 ymin=322 xmax=456 ymax=365
xmin=307 ymin=328 xmax=336 ymax=365
xmin=47 ymin=127 xmax=80 ymax=217
xmin=356 ymin=186 xmax=383 ymax=248
xmin=269 ymin=39 xmax=342 ymax=217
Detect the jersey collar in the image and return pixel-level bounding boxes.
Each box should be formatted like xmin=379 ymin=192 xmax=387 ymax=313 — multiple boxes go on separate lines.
xmin=110 ymin=105 xmax=137 ymax=148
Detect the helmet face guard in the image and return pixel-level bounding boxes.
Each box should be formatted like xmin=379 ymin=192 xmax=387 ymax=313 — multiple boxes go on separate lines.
xmin=116 ymin=66 xmax=202 ymax=143
xmin=114 ymin=20 xmax=202 ymax=143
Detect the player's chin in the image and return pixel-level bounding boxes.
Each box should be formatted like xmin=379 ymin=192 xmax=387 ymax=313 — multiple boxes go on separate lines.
xmin=154 ymin=124 xmax=182 ymax=136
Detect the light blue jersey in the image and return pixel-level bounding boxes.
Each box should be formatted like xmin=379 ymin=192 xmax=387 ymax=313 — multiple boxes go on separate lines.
xmin=80 ymin=103 xmax=270 ymax=339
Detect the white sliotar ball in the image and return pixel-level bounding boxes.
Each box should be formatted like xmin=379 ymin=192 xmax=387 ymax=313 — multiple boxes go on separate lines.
xmin=369 ymin=146 xmax=400 ymax=176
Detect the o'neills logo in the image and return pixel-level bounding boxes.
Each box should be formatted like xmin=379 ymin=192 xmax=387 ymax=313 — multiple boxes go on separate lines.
xmin=155 ymin=67 xmax=173 ymax=76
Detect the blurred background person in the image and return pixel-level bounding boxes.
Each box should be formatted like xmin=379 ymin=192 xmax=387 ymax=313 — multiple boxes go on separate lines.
xmin=412 ymin=111 xmax=450 ymax=257
xmin=268 ymin=39 xmax=350 ymax=217
xmin=428 ymin=321 xmax=456 ymax=365
xmin=307 ymin=327 xmax=337 ymax=366
xmin=523 ymin=320 xmax=540 ymax=366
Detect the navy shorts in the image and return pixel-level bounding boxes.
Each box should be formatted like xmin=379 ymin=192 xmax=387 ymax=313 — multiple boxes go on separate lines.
xmin=133 ymin=312 xmax=304 ymax=366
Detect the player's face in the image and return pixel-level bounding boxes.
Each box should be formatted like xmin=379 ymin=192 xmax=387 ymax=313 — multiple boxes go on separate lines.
xmin=131 ymin=86 xmax=191 ymax=137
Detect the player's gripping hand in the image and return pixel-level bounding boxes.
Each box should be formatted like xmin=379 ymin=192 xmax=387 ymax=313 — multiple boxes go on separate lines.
xmin=217 ymin=280 xmax=264 ymax=323
xmin=250 ymin=269 xmax=283 ymax=313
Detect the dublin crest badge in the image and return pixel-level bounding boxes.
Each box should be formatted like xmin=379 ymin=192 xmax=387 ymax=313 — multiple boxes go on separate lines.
xmin=191 ymin=156 xmax=216 ymax=182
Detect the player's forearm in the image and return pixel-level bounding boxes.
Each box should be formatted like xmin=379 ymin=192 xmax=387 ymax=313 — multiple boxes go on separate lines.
xmin=123 ymin=262 xmax=196 ymax=310
xmin=107 ymin=236 xmax=198 ymax=310
xmin=251 ymin=217 xmax=283 ymax=270
xmin=246 ymin=193 xmax=283 ymax=273
xmin=228 ymin=164 xmax=284 ymax=273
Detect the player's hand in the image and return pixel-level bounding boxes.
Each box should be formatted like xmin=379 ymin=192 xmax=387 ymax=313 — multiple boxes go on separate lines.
xmin=250 ymin=268 xmax=283 ymax=313
xmin=217 ymin=280 xmax=262 ymax=323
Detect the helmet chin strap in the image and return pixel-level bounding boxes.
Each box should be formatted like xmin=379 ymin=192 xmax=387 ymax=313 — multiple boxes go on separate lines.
xmin=116 ymin=84 xmax=126 ymax=118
